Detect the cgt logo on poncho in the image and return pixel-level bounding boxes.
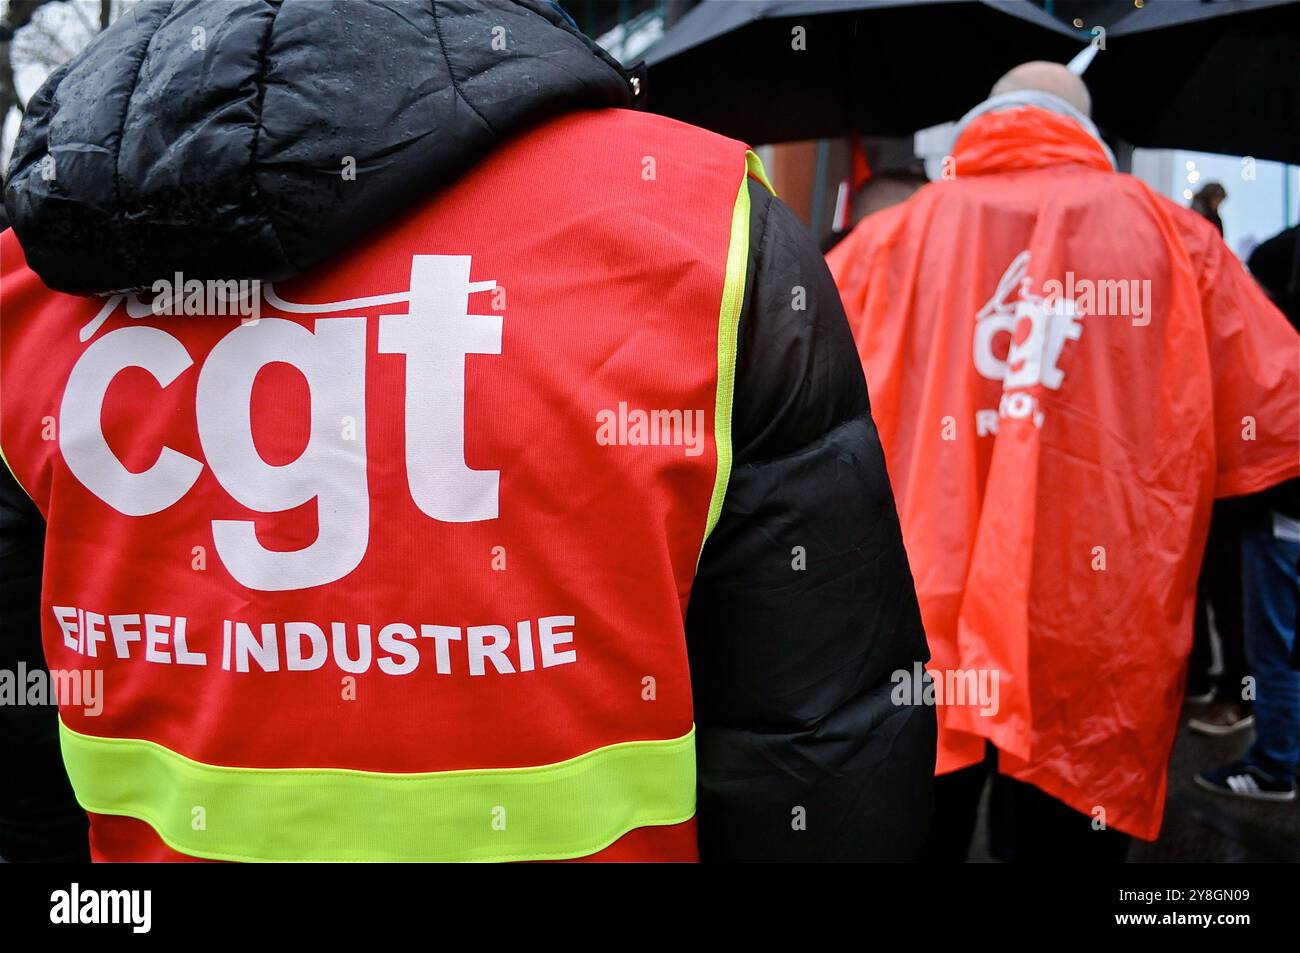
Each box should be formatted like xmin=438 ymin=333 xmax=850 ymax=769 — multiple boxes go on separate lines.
xmin=972 ymin=250 xmax=1083 ymax=434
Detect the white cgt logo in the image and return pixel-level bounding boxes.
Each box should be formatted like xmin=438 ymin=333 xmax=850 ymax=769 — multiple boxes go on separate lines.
xmin=59 ymin=256 xmax=502 ymax=591
xmin=973 ymin=249 xmax=1083 ymax=391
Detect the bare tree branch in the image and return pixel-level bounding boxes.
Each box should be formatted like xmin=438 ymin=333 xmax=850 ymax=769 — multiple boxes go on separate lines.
xmin=1 ymin=1 xmax=60 ymax=122
xmin=68 ymin=0 xmax=96 ymax=36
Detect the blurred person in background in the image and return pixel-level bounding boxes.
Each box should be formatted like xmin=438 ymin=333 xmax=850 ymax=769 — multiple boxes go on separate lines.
xmin=1192 ymin=224 xmax=1300 ymax=801
xmin=1185 ymin=505 xmax=1252 ymax=734
xmin=1184 ymin=505 xmax=1252 ymax=736
xmin=1248 ymin=225 xmax=1300 ymax=333
xmin=823 ymin=137 xmax=930 ymax=255
xmin=1184 ymin=182 xmax=1254 ymax=741
xmin=828 ymin=61 xmax=1300 ymax=860
xmin=1191 ymin=182 xmax=1228 ymax=236
xmin=1184 ymin=183 xmax=1251 ymax=741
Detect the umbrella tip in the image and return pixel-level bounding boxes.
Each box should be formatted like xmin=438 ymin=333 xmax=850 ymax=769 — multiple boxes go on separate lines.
xmin=1067 ymin=43 xmax=1099 ymax=76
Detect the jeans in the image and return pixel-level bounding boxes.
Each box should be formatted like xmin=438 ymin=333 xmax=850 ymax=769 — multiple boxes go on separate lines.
xmin=1242 ymin=513 xmax=1300 ymax=777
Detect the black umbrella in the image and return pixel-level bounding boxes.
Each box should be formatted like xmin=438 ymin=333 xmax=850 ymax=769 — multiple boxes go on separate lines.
xmin=643 ymin=0 xmax=1087 ymax=144
xmin=1087 ymin=0 xmax=1300 ymax=164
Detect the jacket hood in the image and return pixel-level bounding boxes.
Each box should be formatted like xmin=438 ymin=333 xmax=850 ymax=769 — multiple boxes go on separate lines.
xmin=4 ymin=0 xmax=634 ymax=295
xmin=951 ymin=105 xmax=1114 ymax=178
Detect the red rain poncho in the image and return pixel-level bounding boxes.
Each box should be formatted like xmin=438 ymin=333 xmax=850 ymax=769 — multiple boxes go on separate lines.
xmin=827 ymin=106 xmax=1300 ymax=839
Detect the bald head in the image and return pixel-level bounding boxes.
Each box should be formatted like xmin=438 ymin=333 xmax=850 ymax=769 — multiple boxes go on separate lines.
xmin=990 ymin=61 xmax=1091 ymax=117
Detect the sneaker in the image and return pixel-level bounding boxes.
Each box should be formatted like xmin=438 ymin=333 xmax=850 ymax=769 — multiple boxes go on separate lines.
xmin=1195 ymin=760 xmax=1297 ymax=802
xmin=1188 ymin=701 xmax=1254 ymax=736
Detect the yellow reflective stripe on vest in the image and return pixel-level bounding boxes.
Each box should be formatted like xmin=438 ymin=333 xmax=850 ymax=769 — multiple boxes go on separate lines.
xmin=700 ymin=150 xmax=775 ymax=553
xmin=59 ymin=719 xmax=696 ymax=862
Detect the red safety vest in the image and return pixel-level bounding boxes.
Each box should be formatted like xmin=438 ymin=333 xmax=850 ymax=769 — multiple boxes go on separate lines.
xmin=0 ymin=108 xmax=770 ymax=861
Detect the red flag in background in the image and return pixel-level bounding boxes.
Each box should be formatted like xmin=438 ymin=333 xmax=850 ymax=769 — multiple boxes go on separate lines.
xmin=833 ymin=135 xmax=875 ymax=233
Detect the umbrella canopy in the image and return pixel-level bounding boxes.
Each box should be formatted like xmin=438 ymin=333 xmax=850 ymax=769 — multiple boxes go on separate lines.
xmin=643 ymin=0 xmax=1086 ymax=144
xmin=1087 ymin=0 xmax=1300 ymax=164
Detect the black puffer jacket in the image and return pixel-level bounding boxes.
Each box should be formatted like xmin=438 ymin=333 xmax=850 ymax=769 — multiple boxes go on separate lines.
xmin=1 ymin=0 xmax=933 ymax=862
